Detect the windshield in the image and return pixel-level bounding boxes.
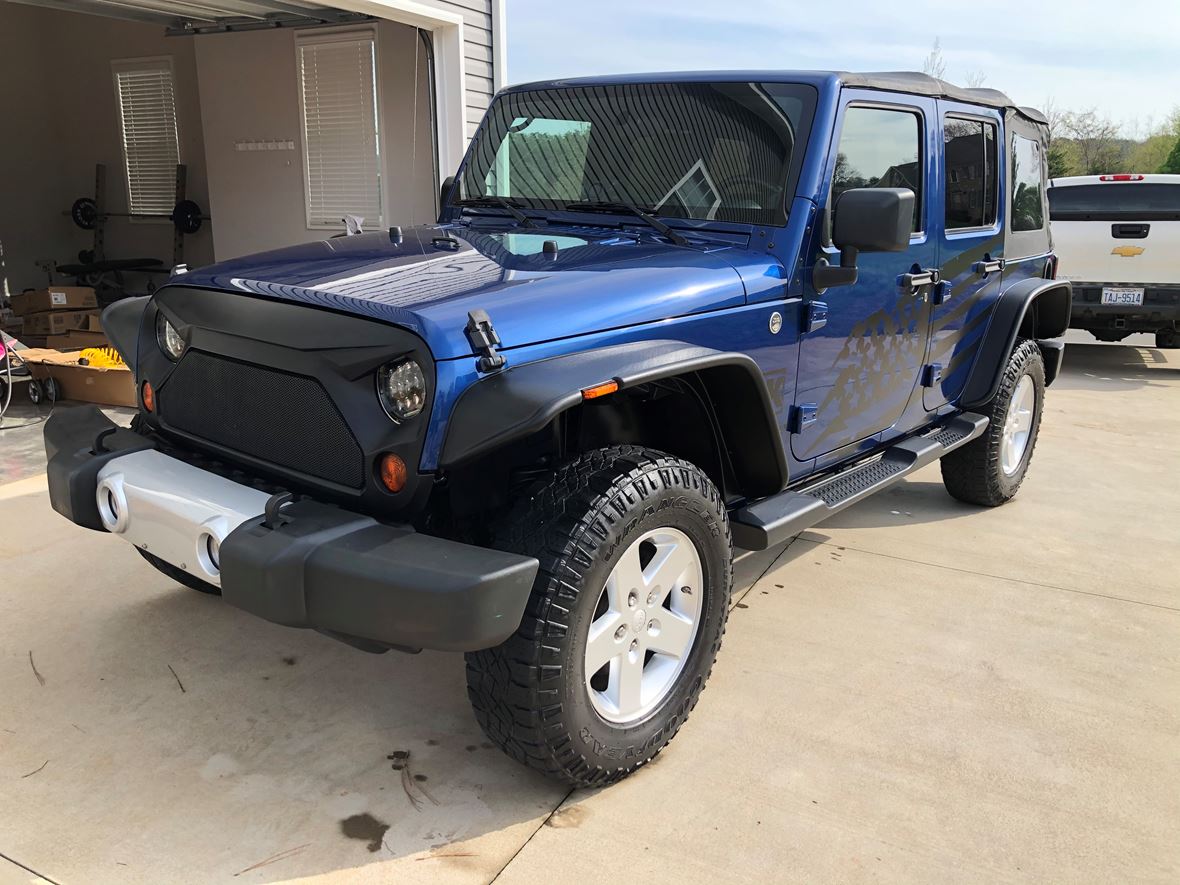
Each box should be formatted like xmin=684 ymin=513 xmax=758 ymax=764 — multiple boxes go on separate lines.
xmin=1048 ymin=183 xmax=1180 ymax=221
xmin=458 ymin=82 xmax=817 ymax=227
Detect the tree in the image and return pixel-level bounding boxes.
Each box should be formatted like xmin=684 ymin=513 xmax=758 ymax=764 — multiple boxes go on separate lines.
xmin=963 ymin=70 xmax=987 ymax=88
xmin=1059 ymin=109 xmax=1122 ymax=175
xmin=1161 ymin=138 xmax=1180 ymax=174
xmin=922 ymin=38 xmax=947 ymax=80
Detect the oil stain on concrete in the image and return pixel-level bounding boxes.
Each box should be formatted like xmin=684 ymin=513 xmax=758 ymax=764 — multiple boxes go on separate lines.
xmin=340 ymin=813 xmax=390 ymax=852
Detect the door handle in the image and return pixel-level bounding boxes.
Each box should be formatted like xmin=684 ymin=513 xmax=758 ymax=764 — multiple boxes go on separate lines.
xmin=900 ymin=268 xmax=939 ymax=293
xmin=972 ymin=257 xmax=1005 ymax=275
xmin=1112 ymin=223 xmax=1150 ymax=239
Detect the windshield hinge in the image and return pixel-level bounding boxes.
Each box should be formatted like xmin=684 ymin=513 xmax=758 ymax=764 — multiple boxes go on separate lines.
xmin=465 ymin=309 xmax=506 ymax=373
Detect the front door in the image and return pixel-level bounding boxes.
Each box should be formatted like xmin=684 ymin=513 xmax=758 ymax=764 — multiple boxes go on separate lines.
xmin=793 ymin=96 xmax=937 ymax=464
xmin=924 ymin=102 xmax=1005 ymax=410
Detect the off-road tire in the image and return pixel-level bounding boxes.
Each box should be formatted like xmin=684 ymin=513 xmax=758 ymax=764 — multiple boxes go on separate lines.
xmin=941 ymin=339 xmax=1045 ymax=506
xmin=465 ymin=446 xmax=732 ymax=787
xmin=137 ymin=547 xmax=221 ymax=595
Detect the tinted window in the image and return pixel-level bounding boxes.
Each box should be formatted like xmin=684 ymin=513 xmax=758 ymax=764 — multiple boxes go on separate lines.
xmin=1011 ymin=135 xmax=1045 ymax=231
xmin=944 ymin=117 xmax=997 ymax=228
xmin=832 ymin=107 xmax=923 ymax=232
xmin=461 ymin=82 xmax=817 ymax=226
xmin=1049 ymin=183 xmax=1180 ymax=220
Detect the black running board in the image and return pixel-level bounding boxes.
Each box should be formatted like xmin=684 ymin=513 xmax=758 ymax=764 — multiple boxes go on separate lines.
xmin=730 ymin=413 xmax=989 ymax=551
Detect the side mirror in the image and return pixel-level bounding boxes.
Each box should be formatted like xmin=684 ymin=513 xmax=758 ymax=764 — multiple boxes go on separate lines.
xmin=439 ymin=175 xmax=456 ymax=216
xmin=814 ymin=187 xmax=915 ymax=291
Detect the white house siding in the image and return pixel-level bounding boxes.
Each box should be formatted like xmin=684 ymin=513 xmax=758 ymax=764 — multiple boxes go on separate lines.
xmin=427 ymin=0 xmax=497 ymax=137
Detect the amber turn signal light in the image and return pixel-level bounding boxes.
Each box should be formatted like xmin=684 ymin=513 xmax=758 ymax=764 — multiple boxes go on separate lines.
xmin=142 ymin=381 xmax=155 ymax=412
xmin=378 ymin=453 xmax=407 ymax=493
xmin=581 ymin=380 xmax=619 ymax=400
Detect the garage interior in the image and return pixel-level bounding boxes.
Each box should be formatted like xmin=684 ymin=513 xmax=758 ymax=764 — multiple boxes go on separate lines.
xmin=0 ymin=0 xmax=439 ymax=303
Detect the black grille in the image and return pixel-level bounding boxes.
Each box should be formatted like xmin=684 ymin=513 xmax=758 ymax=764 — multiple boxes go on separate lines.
xmin=160 ymin=351 xmax=364 ymax=488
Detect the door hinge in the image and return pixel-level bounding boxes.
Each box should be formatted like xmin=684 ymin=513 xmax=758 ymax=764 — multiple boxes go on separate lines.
xmin=789 ymin=403 xmax=819 ymax=433
xmin=921 ymin=363 xmax=943 ymax=388
xmin=805 ymin=301 xmax=828 ymax=333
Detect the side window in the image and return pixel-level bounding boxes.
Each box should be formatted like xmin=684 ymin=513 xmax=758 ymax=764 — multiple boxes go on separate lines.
xmin=944 ymin=117 xmax=997 ymax=229
xmin=1010 ymin=135 xmax=1045 ymax=231
xmin=832 ymin=106 xmax=923 ymax=232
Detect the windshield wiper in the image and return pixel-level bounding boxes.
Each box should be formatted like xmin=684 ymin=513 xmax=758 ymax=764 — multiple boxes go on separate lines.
xmin=454 ymin=196 xmax=539 ymax=229
xmin=561 ymin=201 xmax=689 ymax=246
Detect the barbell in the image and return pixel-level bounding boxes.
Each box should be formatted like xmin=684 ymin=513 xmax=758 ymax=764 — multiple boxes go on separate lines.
xmin=70 ymin=197 xmax=209 ymax=235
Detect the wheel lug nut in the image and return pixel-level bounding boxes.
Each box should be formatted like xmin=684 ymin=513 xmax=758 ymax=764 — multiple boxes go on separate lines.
xmin=614 ymin=625 xmax=627 ymax=640
xmin=629 ymin=639 xmax=638 ymax=653
xmin=627 ymin=591 xmax=638 ymax=608
xmin=681 ymin=585 xmax=692 ymax=596
xmin=647 ymin=591 xmax=657 ymax=605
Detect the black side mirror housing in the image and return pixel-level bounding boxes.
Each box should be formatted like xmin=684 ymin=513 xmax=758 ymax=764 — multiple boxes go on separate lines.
xmin=814 ymin=187 xmax=915 ymax=291
xmin=439 ymin=175 xmax=456 ymax=218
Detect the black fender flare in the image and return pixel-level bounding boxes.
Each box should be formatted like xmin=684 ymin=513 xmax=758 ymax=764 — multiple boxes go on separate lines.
xmin=961 ymin=277 xmax=1072 ymax=408
xmin=101 ymin=295 xmax=150 ymax=376
xmin=439 ymin=340 xmax=789 ymax=496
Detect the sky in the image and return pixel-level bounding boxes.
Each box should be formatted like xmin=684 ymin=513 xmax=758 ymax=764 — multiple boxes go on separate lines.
xmin=505 ymin=0 xmax=1180 ymax=136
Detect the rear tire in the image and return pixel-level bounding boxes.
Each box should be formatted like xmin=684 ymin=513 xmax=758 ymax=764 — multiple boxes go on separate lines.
xmin=137 ymin=547 xmax=221 ymax=595
xmin=941 ymin=339 xmax=1045 ymax=507
xmin=1156 ymin=328 xmax=1178 ymax=349
xmin=465 ymin=446 xmax=732 ymax=787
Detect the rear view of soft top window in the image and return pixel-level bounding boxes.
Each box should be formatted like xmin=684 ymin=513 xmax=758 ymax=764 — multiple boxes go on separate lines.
xmin=1049 ymin=183 xmax=1180 ymax=221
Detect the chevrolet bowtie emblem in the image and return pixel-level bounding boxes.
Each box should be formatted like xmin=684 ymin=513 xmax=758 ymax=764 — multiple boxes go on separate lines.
xmin=1111 ymin=245 xmax=1145 ymax=257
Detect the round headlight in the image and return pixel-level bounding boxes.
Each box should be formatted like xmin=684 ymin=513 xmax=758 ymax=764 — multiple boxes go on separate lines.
xmin=377 ymin=359 xmax=427 ymax=421
xmin=157 ymin=314 xmax=185 ymax=361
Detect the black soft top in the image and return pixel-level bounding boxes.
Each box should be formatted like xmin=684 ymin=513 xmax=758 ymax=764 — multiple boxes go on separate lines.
xmin=839 ymin=71 xmax=1047 ymax=125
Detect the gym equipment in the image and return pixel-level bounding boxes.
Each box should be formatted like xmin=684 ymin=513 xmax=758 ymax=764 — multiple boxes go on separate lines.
xmin=65 ymin=163 xmax=210 ymax=266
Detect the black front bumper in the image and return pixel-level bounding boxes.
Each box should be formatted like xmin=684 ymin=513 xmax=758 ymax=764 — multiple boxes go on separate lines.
xmin=45 ymin=406 xmax=539 ymax=653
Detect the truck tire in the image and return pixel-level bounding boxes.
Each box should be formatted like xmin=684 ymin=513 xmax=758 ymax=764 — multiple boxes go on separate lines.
xmin=136 ymin=548 xmax=221 ymax=595
xmin=1156 ymin=328 xmax=1178 ymax=349
xmin=941 ymin=339 xmax=1045 ymax=507
xmin=466 ymin=446 xmax=732 ymax=787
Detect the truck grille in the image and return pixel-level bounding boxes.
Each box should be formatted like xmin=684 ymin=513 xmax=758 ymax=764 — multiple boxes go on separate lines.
xmin=159 ymin=351 xmax=365 ymax=488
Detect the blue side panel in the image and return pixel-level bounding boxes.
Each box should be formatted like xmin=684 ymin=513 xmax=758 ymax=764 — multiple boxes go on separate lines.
xmin=422 ymin=299 xmax=814 ymax=481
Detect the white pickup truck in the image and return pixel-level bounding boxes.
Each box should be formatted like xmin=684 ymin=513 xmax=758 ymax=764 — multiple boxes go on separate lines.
xmin=1048 ymin=173 xmax=1180 ymax=347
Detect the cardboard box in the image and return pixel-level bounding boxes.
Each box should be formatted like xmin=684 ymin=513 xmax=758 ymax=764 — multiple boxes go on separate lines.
xmin=19 ymin=348 xmax=135 ymax=408
xmin=46 ymin=330 xmax=110 ymax=350
xmin=10 ymin=287 xmax=97 ymax=316
xmin=86 ymin=313 xmax=104 ymax=332
xmin=21 ymin=309 xmax=99 ymax=337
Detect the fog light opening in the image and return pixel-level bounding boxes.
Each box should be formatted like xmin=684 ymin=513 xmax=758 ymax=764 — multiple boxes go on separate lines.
xmin=378 ymin=453 xmax=407 ymax=493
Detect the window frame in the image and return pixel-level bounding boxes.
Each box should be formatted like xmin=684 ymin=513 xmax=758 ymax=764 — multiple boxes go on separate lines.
xmin=110 ymin=55 xmax=181 ymax=225
xmin=828 ymin=100 xmax=928 ymax=241
xmin=942 ymin=112 xmax=1000 ymax=234
xmin=295 ymin=27 xmax=384 ymax=231
xmin=1008 ymin=132 xmax=1047 ymax=234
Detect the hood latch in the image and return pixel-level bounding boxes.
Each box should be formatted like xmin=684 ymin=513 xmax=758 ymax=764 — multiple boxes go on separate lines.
xmin=465 ymin=309 xmax=506 ymax=373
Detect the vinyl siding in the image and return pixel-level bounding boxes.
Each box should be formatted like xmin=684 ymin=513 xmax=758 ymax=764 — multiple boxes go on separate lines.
xmin=425 ymin=0 xmax=497 ymax=137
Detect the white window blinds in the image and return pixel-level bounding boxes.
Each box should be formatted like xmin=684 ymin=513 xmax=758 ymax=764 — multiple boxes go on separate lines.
xmin=297 ymin=32 xmax=382 ymax=229
xmin=113 ymin=59 xmax=180 ymax=216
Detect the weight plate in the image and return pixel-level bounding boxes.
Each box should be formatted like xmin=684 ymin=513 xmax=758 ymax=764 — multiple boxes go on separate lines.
xmin=71 ymin=198 xmax=98 ymax=231
xmin=171 ymin=200 xmax=204 ymax=234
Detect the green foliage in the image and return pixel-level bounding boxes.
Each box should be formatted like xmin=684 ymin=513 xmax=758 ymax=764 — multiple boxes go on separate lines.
xmin=1046 ymin=142 xmax=1073 ymax=178
xmin=1160 ymin=137 xmax=1180 ymax=174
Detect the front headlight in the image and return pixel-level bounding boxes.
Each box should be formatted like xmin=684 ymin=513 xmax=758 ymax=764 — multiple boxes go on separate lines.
xmin=377 ymin=358 xmax=427 ymax=421
xmin=157 ymin=314 xmax=185 ymax=361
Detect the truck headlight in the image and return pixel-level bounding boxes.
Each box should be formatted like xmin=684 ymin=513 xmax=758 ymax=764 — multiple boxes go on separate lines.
xmin=157 ymin=314 xmax=185 ymax=361
xmin=377 ymin=358 xmax=426 ymax=421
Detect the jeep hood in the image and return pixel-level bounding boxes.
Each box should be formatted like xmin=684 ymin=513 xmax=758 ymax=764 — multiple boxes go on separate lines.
xmin=176 ymin=225 xmax=780 ymax=360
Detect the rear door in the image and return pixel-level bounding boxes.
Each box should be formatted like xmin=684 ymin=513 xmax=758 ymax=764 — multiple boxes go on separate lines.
xmin=924 ymin=102 xmax=1004 ymax=409
xmin=1049 ymin=176 xmax=1180 ymax=286
xmin=793 ymin=94 xmax=937 ymax=465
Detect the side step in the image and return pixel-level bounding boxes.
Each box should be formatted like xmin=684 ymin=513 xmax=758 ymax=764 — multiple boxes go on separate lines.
xmin=730 ymin=413 xmax=989 ymax=551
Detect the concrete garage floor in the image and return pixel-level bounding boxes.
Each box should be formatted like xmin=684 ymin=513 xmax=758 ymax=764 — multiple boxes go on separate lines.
xmin=1 ymin=333 xmax=1177 ymax=884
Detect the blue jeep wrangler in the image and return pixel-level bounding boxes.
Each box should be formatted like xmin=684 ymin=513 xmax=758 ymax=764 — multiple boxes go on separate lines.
xmin=45 ymin=71 xmax=1070 ymax=786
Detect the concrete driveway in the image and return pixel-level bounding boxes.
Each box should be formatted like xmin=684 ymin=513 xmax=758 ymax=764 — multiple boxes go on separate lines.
xmin=2 ymin=335 xmax=1177 ymax=884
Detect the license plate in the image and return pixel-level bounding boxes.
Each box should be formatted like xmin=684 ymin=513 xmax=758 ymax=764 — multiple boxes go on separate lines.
xmin=1101 ymin=287 xmax=1144 ymax=306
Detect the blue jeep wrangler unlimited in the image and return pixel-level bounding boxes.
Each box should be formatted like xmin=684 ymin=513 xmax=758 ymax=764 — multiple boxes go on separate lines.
xmin=45 ymin=71 xmax=1070 ymax=786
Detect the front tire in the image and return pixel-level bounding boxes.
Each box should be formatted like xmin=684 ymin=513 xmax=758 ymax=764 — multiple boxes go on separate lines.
xmin=941 ymin=339 xmax=1045 ymax=506
xmin=465 ymin=446 xmax=732 ymax=787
